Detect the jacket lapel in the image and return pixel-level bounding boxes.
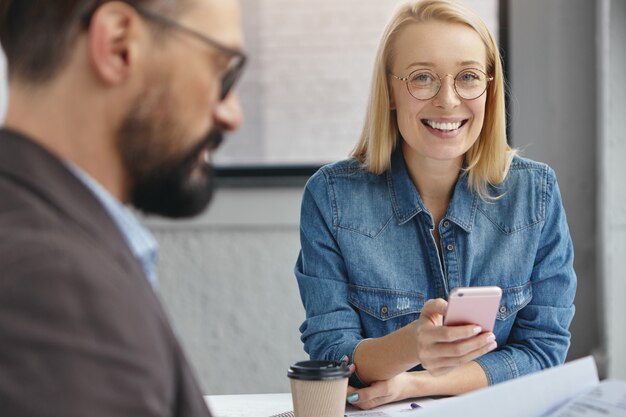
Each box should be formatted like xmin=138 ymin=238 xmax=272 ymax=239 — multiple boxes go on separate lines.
xmin=0 ymin=128 xmax=145 ymax=279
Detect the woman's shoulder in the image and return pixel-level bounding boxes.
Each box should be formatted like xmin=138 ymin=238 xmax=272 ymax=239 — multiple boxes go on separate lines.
xmin=508 ymin=155 xmax=555 ymax=176
xmin=317 ymin=157 xmax=370 ymax=177
xmin=306 ymin=158 xmax=384 ymax=189
xmin=503 ymin=154 xmax=557 ymax=187
xmin=476 ymin=155 xmax=560 ymax=233
xmin=303 ymin=158 xmax=389 ymax=209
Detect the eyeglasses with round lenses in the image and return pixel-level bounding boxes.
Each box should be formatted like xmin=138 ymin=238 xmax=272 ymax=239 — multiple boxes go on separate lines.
xmin=391 ymin=68 xmax=493 ymax=101
xmin=132 ymin=6 xmax=247 ymax=101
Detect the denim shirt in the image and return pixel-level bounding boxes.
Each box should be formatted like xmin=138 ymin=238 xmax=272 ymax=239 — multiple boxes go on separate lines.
xmin=294 ymin=147 xmax=576 ymax=386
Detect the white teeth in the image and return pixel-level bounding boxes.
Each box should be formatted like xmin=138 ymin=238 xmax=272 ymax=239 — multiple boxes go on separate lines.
xmin=425 ymin=120 xmax=462 ymax=131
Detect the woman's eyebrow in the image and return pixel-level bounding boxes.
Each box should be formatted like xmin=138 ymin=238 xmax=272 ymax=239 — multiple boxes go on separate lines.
xmin=406 ymin=61 xmax=435 ymax=70
xmin=458 ymin=60 xmax=484 ymax=67
xmin=406 ymin=60 xmax=485 ymax=70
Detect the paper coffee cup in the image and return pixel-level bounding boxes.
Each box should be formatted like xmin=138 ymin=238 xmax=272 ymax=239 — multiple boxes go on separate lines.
xmin=287 ymin=360 xmax=350 ymax=417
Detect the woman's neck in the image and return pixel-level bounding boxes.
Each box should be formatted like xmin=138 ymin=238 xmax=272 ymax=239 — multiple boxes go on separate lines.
xmin=402 ymin=146 xmax=463 ymax=222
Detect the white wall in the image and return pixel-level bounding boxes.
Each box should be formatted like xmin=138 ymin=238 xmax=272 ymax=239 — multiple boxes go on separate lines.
xmin=216 ymin=0 xmax=497 ymax=167
xmin=146 ymin=188 xmax=305 ymax=394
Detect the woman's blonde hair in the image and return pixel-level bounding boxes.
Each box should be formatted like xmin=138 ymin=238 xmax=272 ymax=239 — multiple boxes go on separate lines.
xmin=352 ymin=0 xmax=515 ymax=198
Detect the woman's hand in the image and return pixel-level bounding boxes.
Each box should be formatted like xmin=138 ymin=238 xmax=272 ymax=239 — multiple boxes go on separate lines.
xmin=351 ymin=298 xmax=497 ymax=385
xmin=346 ymin=362 xmax=491 ymax=409
xmin=346 ymin=372 xmax=414 ymax=410
xmin=412 ymin=298 xmax=497 ymax=376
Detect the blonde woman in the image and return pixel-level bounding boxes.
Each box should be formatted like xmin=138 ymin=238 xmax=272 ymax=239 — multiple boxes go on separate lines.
xmin=294 ymin=0 xmax=576 ymax=410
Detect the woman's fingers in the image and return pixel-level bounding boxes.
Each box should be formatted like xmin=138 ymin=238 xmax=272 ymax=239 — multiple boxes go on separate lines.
xmin=419 ymin=298 xmax=448 ymax=325
xmin=346 ymin=375 xmax=407 ymax=410
xmin=421 ymin=332 xmax=497 ymax=373
xmin=413 ymin=298 xmax=499 ymax=375
xmin=420 ymin=322 xmax=483 ymax=343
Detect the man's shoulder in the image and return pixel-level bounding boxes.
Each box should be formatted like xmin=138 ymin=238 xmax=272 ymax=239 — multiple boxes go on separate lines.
xmin=0 ymin=173 xmax=138 ymax=288
xmin=0 ymin=233 xmax=186 ymax=417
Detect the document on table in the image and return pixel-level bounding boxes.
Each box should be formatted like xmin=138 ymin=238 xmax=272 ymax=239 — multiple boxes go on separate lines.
xmin=546 ymin=379 xmax=626 ymax=417
xmin=345 ymin=396 xmax=443 ymax=417
xmin=411 ymin=356 xmax=602 ymax=417
xmin=343 ymin=358 xmax=625 ymax=417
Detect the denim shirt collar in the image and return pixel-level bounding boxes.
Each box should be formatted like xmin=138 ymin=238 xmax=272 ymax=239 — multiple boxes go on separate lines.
xmin=386 ymin=146 xmax=478 ymax=232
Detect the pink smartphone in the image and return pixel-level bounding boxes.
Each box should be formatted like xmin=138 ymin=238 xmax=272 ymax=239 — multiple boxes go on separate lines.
xmin=443 ymin=286 xmax=502 ymax=332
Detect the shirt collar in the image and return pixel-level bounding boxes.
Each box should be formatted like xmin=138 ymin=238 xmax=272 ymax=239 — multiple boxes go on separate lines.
xmin=387 ymin=146 xmax=426 ymax=224
xmin=445 ymin=174 xmax=478 ymax=232
xmin=65 ymin=163 xmax=159 ymax=288
xmin=387 ymin=146 xmax=477 ymax=232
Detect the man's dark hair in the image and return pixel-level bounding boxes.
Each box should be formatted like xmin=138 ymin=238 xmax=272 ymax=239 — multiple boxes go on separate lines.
xmin=0 ymin=0 xmax=185 ymax=84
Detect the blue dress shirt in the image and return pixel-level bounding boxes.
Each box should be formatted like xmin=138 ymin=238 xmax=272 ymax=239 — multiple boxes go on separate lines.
xmin=67 ymin=163 xmax=159 ymax=289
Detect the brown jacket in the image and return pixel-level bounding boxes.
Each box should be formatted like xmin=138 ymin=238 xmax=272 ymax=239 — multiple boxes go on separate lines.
xmin=0 ymin=129 xmax=211 ymax=417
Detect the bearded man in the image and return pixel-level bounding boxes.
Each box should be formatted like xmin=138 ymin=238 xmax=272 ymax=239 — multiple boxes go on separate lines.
xmin=0 ymin=0 xmax=246 ymax=415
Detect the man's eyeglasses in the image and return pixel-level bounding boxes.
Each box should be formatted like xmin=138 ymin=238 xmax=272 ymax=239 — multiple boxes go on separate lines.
xmin=390 ymin=68 xmax=492 ymax=101
xmin=82 ymin=3 xmax=247 ymax=101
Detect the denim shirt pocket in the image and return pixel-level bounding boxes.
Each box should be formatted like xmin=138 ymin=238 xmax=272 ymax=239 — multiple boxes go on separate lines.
xmin=477 ymin=164 xmax=548 ymax=235
xmin=496 ymin=282 xmax=533 ymax=321
xmin=348 ymin=285 xmax=425 ymax=326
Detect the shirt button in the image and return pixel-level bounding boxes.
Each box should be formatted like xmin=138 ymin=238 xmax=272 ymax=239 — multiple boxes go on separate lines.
xmin=443 ymin=221 xmax=450 ymax=228
xmin=446 ymin=244 xmax=454 ymax=251
xmin=380 ymin=305 xmax=389 ymax=315
xmin=500 ymin=306 xmax=507 ymax=314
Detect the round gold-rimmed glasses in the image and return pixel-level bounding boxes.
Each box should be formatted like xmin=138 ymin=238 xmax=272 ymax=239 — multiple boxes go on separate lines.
xmin=390 ymin=68 xmax=493 ymax=101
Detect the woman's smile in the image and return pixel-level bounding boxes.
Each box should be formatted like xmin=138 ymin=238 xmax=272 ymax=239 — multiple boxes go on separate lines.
xmin=421 ymin=118 xmax=470 ymax=139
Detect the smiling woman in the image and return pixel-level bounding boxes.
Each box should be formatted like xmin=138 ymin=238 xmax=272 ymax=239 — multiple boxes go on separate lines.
xmin=388 ymin=21 xmax=494 ymax=189
xmin=294 ymin=0 xmax=576 ymax=411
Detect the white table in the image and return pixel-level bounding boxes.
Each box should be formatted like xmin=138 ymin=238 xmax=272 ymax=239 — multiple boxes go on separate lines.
xmin=205 ymin=357 xmax=602 ymax=417
xmin=205 ymin=393 xmax=439 ymax=417
xmin=205 ymin=393 xmax=292 ymax=417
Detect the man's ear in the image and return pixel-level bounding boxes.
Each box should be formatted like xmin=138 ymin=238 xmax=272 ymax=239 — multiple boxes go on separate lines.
xmin=88 ymin=2 xmax=142 ymax=85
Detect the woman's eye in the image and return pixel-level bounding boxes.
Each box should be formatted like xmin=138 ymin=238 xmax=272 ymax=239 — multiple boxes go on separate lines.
xmin=458 ymin=71 xmax=482 ymax=83
xmin=462 ymin=73 xmax=478 ymax=81
xmin=411 ymin=72 xmax=435 ymax=84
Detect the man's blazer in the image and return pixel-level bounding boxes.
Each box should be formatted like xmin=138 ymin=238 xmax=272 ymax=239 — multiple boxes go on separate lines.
xmin=0 ymin=129 xmax=211 ymax=417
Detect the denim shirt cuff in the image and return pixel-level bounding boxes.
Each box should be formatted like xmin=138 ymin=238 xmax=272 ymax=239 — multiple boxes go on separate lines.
xmin=474 ymin=351 xmax=520 ymax=385
xmin=333 ymin=338 xmax=370 ymax=388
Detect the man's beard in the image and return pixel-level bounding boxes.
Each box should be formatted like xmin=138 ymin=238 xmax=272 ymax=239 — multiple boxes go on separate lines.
xmin=118 ymin=89 xmax=222 ymax=218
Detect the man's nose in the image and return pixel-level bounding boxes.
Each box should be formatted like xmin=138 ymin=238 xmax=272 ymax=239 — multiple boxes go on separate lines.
xmin=214 ymin=90 xmax=243 ymax=132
